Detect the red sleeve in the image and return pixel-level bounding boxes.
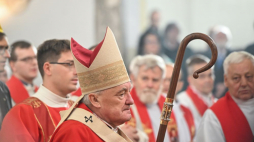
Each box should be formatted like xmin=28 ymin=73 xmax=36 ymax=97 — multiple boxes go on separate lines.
xmin=0 ymin=104 xmax=39 ymax=142
xmin=50 ymin=120 xmax=104 ymax=142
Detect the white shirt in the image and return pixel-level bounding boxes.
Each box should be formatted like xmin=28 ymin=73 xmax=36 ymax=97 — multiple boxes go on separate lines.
xmin=33 ymin=85 xmax=71 ymax=108
xmin=177 ymin=86 xmax=214 ymax=128
xmin=146 ymin=103 xmax=170 ymax=142
xmin=194 ymin=96 xmax=254 ymax=142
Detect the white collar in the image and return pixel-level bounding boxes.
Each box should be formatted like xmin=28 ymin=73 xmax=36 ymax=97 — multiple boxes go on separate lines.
xmin=33 ymin=85 xmax=71 ymax=108
xmin=231 ymin=95 xmax=254 ymax=107
xmin=93 ymin=113 xmax=119 ymax=133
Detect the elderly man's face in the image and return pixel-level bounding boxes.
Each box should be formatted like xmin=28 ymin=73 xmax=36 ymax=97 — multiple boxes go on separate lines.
xmin=132 ymin=65 xmax=163 ymax=104
xmin=188 ymin=63 xmax=214 ymax=95
xmin=224 ymin=59 xmax=254 ymax=101
xmin=98 ymin=82 xmax=133 ymax=127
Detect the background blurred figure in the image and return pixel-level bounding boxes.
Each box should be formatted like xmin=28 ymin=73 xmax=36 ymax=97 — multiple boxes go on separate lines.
xmin=177 ymin=55 xmax=216 ymax=129
xmin=0 ymin=39 xmax=76 ymax=142
xmin=203 ymin=25 xmax=233 ymax=98
xmin=162 ymin=22 xmax=193 ymax=91
xmin=162 ymin=63 xmax=195 ymax=142
xmin=195 ymin=51 xmax=254 ymax=142
xmin=0 ymin=25 xmax=12 ymax=129
xmin=162 ymin=63 xmax=183 ymax=95
xmin=0 ymin=69 xmax=8 ymax=83
xmin=125 ymin=54 xmax=171 ymax=142
xmin=137 ymin=30 xmax=172 ymax=63
xmin=245 ymin=22 xmax=254 ymax=55
xmin=6 ymin=41 xmax=38 ymax=105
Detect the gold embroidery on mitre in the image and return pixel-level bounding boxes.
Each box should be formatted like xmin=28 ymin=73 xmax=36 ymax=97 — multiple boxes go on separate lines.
xmin=78 ymin=60 xmax=129 ymax=93
xmin=0 ymin=25 xmax=3 ymax=33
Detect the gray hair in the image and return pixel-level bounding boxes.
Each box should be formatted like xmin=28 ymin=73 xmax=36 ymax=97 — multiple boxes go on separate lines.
xmin=82 ymin=90 xmax=101 ymax=106
xmin=129 ymin=54 xmax=166 ymax=79
xmin=223 ymin=51 xmax=254 ymax=75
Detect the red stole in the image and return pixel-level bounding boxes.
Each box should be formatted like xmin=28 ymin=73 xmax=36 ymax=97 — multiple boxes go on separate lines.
xmin=71 ymin=87 xmax=82 ymax=97
xmin=6 ymin=75 xmax=38 ymax=104
xmin=186 ymin=86 xmax=209 ymax=116
xmin=130 ymin=88 xmax=172 ymax=142
xmin=179 ymin=105 xmax=195 ymax=140
xmin=210 ymin=92 xmax=253 ymax=142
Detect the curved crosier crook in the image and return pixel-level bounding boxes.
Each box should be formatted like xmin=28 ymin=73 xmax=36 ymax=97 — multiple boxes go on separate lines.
xmin=156 ymin=33 xmax=218 ymax=142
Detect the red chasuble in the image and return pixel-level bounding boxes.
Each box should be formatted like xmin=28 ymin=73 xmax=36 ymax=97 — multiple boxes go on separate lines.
xmin=71 ymin=87 xmax=82 ymax=97
xmin=210 ymin=92 xmax=253 ymax=142
xmin=0 ymin=97 xmax=69 ymax=142
xmin=50 ymin=103 xmax=104 ymax=142
xmin=128 ymin=88 xmax=195 ymax=142
xmin=186 ymin=86 xmax=212 ymax=116
xmin=6 ymin=75 xmax=38 ymax=104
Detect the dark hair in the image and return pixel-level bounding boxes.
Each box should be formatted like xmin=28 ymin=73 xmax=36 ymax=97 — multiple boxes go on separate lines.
xmin=0 ymin=32 xmax=6 ymax=41
xmin=9 ymin=41 xmax=32 ymax=62
xmin=137 ymin=29 xmax=161 ymax=55
xmin=186 ymin=54 xmax=210 ymax=75
xmin=37 ymin=39 xmax=70 ymax=77
xmin=164 ymin=23 xmax=179 ymax=39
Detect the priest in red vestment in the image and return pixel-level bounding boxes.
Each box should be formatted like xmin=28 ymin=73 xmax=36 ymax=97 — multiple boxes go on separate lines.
xmin=124 ymin=55 xmax=195 ymax=142
xmin=6 ymin=41 xmax=38 ymax=105
xmin=195 ymin=51 xmax=254 ymax=142
xmin=177 ymin=54 xmax=216 ymax=129
xmin=50 ymin=27 xmax=132 ymax=142
xmin=0 ymin=39 xmax=77 ymax=142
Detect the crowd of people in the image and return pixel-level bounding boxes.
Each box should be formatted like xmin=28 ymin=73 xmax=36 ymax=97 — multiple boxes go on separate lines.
xmin=0 ymin=10 xmax=254 ymax=142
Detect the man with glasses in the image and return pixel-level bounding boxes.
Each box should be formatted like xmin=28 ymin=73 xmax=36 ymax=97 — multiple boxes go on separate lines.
xmin=6 ymin=41 xmax=38 ymax=105
xmin=0 ymin=24 xmax=12 ymax=129
xmin=0 ymin=39 xmax=77 ymax=142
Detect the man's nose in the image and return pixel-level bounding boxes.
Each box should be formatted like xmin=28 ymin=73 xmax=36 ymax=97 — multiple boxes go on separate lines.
xmin=126 ymin=92 xmax=134 ymax=105
xmin=147 ymin=80 xmax=154 ymax=88
xmin=240 ymin=77 xmax=248 ymax=87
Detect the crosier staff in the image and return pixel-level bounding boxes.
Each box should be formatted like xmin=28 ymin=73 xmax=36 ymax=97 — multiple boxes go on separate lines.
xmin=156 ymin=33 xmax=218 ymax=142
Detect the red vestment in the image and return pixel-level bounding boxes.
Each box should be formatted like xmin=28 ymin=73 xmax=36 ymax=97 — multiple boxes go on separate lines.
xmin=128 ymin=88 xmax=195 ymax=142
xmin=6 ymin=75 xmax=38 ymax=104
xmin=210 ymin=92 xmax=253 ymax=142
xmin=71 ymin=87 xmax=82 ymax=97
xmin=0 ymin=97 xmax=69 ymax=142
xmin=186 ymin=86 xmax=210 ymax=116
xmin=50 ymin=103 xmax=104 ymax=142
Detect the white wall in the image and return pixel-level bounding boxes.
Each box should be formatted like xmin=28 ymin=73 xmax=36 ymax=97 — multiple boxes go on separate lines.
xmin=1 ymin=0 xmax=95 ymax=85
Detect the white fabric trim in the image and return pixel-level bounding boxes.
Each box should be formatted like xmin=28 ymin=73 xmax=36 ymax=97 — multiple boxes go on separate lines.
xmin=33 ymin=85 xmax=70 ymax=108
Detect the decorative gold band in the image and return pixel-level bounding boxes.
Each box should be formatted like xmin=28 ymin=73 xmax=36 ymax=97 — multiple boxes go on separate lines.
xmin=78 ymin=60 xmax=129 ymax=93
xmin=165 ymin=98 xmax=174 ymax=103
xmin=160 ymin=120 xmax=169 ymax=125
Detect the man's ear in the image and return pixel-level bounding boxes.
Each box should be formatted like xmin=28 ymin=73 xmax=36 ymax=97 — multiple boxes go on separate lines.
xmin=9 ymin=61 xmax=16 ymax=72
xmin=89 ymin=93 xmax=101 ymax=108
xmin=43 ymin=62 xmax=52 ymax=76
xmin=130 ymin=74 xmax=136 ymax=84
xmin=224 ymin=75 xmax=228 ymax=87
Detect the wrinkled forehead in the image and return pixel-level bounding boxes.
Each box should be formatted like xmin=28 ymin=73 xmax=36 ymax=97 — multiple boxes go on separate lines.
xmin=228 ymin=59 xmax=254 ymax=75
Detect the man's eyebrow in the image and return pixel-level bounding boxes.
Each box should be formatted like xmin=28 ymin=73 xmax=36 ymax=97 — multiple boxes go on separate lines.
xmin=116 ymin=88 xmax=128 ymax=94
